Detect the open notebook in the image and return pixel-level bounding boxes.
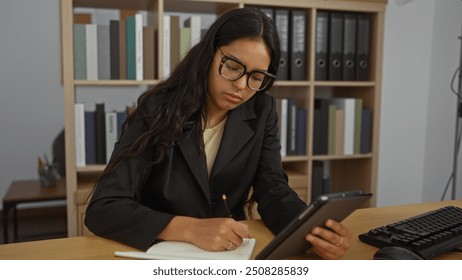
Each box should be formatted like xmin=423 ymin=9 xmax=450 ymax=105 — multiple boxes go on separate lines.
xmin=115 ymin=238 xmax=255 ymax=260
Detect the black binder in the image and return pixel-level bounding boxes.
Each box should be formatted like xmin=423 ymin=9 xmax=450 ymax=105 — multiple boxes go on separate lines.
xmin=315 ymin=11 xmax=329 ymax=80
xmin=356 ymin=13 xmax=371 ymax=81
xmin=328 ymin=12 xmax=344 ymax=81
xmin=289 ymin=9 xmax=306 ymax=80
xmin=342 ymin=13 xmax=357 ymax=81
xmin=274 ymin=9 xmax=290 ymax=81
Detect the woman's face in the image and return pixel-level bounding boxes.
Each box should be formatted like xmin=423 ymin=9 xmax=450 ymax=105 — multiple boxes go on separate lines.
xmin=207 ymin=38 xmax=271 ymax=115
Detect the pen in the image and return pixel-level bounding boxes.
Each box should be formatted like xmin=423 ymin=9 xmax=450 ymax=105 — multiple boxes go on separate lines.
xmin=222 ymin=194 xmax=233 ymax=218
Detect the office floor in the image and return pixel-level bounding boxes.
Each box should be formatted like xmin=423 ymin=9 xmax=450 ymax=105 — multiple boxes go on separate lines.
xmin=0 ymin=206 xmax=67 ymax=244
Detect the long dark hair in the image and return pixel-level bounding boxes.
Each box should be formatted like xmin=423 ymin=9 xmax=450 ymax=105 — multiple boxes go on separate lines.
xmin=95 ymin=7 xmax=280 ymax=205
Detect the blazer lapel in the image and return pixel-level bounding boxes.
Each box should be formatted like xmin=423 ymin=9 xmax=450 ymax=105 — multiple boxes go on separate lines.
xmin=212 ymin=102 xmax=256 ymax=176
xmin=177 ymin=134 xmax=211 ymax=202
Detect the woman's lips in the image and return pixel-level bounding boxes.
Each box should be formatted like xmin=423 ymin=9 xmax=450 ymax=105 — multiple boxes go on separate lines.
xmin=224 ymin=92 xmax=243 ymax=103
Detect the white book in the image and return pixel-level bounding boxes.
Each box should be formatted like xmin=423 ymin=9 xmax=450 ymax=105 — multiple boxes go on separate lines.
xmin=331 ymin=98 xmax=356 ymax=155
xmin=74 ymin=103 xmax=86 ymax=167
xmin=105 ymin=111 xmax=118 ymax=163
xmin=115 ymin=238 xmax=255 ymax=260
xmin=280 ymin=98 xmax=288 ymax=157
xmin=163 ymin=15 xmax=171 ymax=78
xmin=135 ymin=13 xmax=144 ymax=81
xmin=85 ymin=24 xmax=98 ymax=80
xmin=184 ymin=15 xmax=201 ymax=47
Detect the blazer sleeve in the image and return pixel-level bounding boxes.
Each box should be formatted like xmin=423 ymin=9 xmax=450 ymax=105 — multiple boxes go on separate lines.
xmin=252 ymin=96 xmax=307 ymax=234
xmin=84 ymin=115 xmax=175 ymax=251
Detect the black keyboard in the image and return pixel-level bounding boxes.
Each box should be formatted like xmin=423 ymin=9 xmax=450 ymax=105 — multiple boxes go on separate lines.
xmin=358 ymin=205 xmax=462 ymax=259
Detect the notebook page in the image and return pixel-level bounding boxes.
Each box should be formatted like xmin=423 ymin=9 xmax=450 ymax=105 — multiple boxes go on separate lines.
xmin=115 ymin=238 xmax=255 ymax=260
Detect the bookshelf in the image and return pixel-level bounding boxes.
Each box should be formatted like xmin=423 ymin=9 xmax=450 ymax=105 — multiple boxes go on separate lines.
xmin=60 ymin=0 xmax=387 ymax=236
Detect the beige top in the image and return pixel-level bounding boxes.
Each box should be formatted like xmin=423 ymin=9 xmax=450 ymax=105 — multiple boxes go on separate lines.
xmin=204 ymin=117 xmax=227 ymax=177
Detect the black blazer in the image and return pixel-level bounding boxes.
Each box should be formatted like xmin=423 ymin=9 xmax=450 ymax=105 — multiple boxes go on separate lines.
xmin=85 ymin=92 xmax=306 ymax=250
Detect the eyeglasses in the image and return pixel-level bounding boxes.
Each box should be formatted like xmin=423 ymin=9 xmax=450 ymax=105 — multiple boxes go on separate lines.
xmin=218 ymin=48 xmax=275 ymax=91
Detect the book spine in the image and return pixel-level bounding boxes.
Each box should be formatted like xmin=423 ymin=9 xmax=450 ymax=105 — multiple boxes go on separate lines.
xmin=85 ymin=24 xmax=98 ymax=80
xmin=126 ymin=16 xmax=136 ymax=80
xmin=105 ymin=111 xmax=118 ymax=163
xmin=109 ymin=20 xmax=120 ymax=80
xmin=135 ymin=13 xmax=143 ymax=81
xmin=97 ymin=25 xmax=111 ymax=80
xmin=163 ymin=15 xmax=171 ymax=78
xmin=73 ymin=24 xmax=87 ymax=80
xmin=74 ymin=103 xmax=86 ymax=167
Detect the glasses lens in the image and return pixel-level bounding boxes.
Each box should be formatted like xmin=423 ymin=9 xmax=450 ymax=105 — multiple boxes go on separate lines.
xmin=220 ymin=59 xmax=245 ymax=80
xmin=248 ymin=72 xmax=273 ymax=91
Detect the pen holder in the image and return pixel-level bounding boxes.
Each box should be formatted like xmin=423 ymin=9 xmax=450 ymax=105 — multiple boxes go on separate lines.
xmin=38 ymin=163 xmax=61 ymax=187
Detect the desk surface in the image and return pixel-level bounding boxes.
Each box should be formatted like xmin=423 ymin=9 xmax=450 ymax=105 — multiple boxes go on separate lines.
xmin=3 ymin=179 xmax=66 ymax=204
xmin=0 ymin=199 xmax=461 ymax=260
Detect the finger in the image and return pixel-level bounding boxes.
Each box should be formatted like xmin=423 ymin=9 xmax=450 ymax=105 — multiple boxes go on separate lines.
xmin=310 ymin=226 xmax=342 ymax=246
xmin=325 ymin=219 xmax=353 ymax=240
xmin=232 ymin=222 xmax=253 ymax=239
xmin=307 ymin=234 xmax=345 ymax=259
xmin=223 ymin=240 xmax=236 ymax=251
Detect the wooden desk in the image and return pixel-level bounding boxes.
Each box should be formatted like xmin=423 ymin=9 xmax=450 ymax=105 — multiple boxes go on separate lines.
xmin=0 ymin=199 xmax=461 ymax=260
xmin=2 ymin=179 xmax=66 ymax=243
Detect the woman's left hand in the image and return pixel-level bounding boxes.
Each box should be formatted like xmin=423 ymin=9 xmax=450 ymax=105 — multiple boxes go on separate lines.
xmin=305 ymin=219 xmax=353 ymax=260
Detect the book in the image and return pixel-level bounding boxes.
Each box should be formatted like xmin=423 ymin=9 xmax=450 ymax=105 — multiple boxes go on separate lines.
xmin=74 ymin=103 xmax=86 ymax=167
xmin=85 ymin=24 xmax=98 ymax=80
xmin=296 ymin=107 xmax=307 ymax=155
xmin=169 ymin=15 xmax=180 ymax=74
xmin=105 ymin=111 xmax=118 ymax=163
xmin=97 ymin=25 xmax=110 ymax=80
xmin=287 ymin=98 xmax=299 ymax=155
xmin=84 ymin=110 xmax=97 ymax=165
xmin=126 ymin=16 xmax=136 ymax=80
xmin=331 ymin=98 xmax=356 ymax=155
xmin=115 ymin=238 xmax=256 ymax=260
xmin=327 ymin=103 xmax=337 ymax=155
xmin=335 ymin=108 xmax=345 ymax=155
xmin=116 ymin=110 xmax=128 ymax=139
xmin=360 ymin=108 xmax=372 ymax=153
xmin=313 ymin=98 xmax=329 ymax=155
xmin=180 ymin=27 xmax=191 ymax=59
xmin=118 ymin=19 xmax=127 ymax=79
xmin=274 ymin=9 xmax=290 ymax=81
xmin=354 ymin=98 xmax=363 ymax=154
xmin=135 ymin=13 xmax=144 ymax=81
xmin=163 ymin=15 xmax=171 ymax=78
xmin=289 ymin=9 xmax=306 ymax=80
xmin=184 ymin=15 xmax=201 ymax=48
xmin=143 ymin=26 xmax=155 ymax=80
xmin=109 ymin=20 xmax=120 ymax=80
xmin=73 ymin=24 xmax=86 ymax=80
xmin=278 ymin=98 xmax=288 ymax=157
xmin=95 ymin=103 xmax=106 ymax=164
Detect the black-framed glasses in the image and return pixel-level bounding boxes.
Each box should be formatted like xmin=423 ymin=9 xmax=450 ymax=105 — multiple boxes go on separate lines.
xmin=218 ymin=48 xmax=275 ymax=91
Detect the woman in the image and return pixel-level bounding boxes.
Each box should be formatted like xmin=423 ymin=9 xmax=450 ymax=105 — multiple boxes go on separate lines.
xmin=85 ymin=7 xmax=352 ymax=260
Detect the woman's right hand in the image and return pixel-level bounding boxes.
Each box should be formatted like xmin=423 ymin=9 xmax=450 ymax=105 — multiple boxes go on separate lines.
xmin=158 ymin=216 xmax=253 ymax=251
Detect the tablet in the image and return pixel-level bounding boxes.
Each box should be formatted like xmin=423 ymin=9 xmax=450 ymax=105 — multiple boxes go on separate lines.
xmin=255 ymin=190 xmax=372 ymax=260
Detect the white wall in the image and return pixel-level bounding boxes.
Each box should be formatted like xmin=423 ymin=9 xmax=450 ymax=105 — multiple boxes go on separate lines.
xmin=378 ymin=0 xmax=462 ymax=206
xmin=0 ymin=0 xmax=64 ymax=202
xmin=1 ymin=0 xmax=462 ymax=209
